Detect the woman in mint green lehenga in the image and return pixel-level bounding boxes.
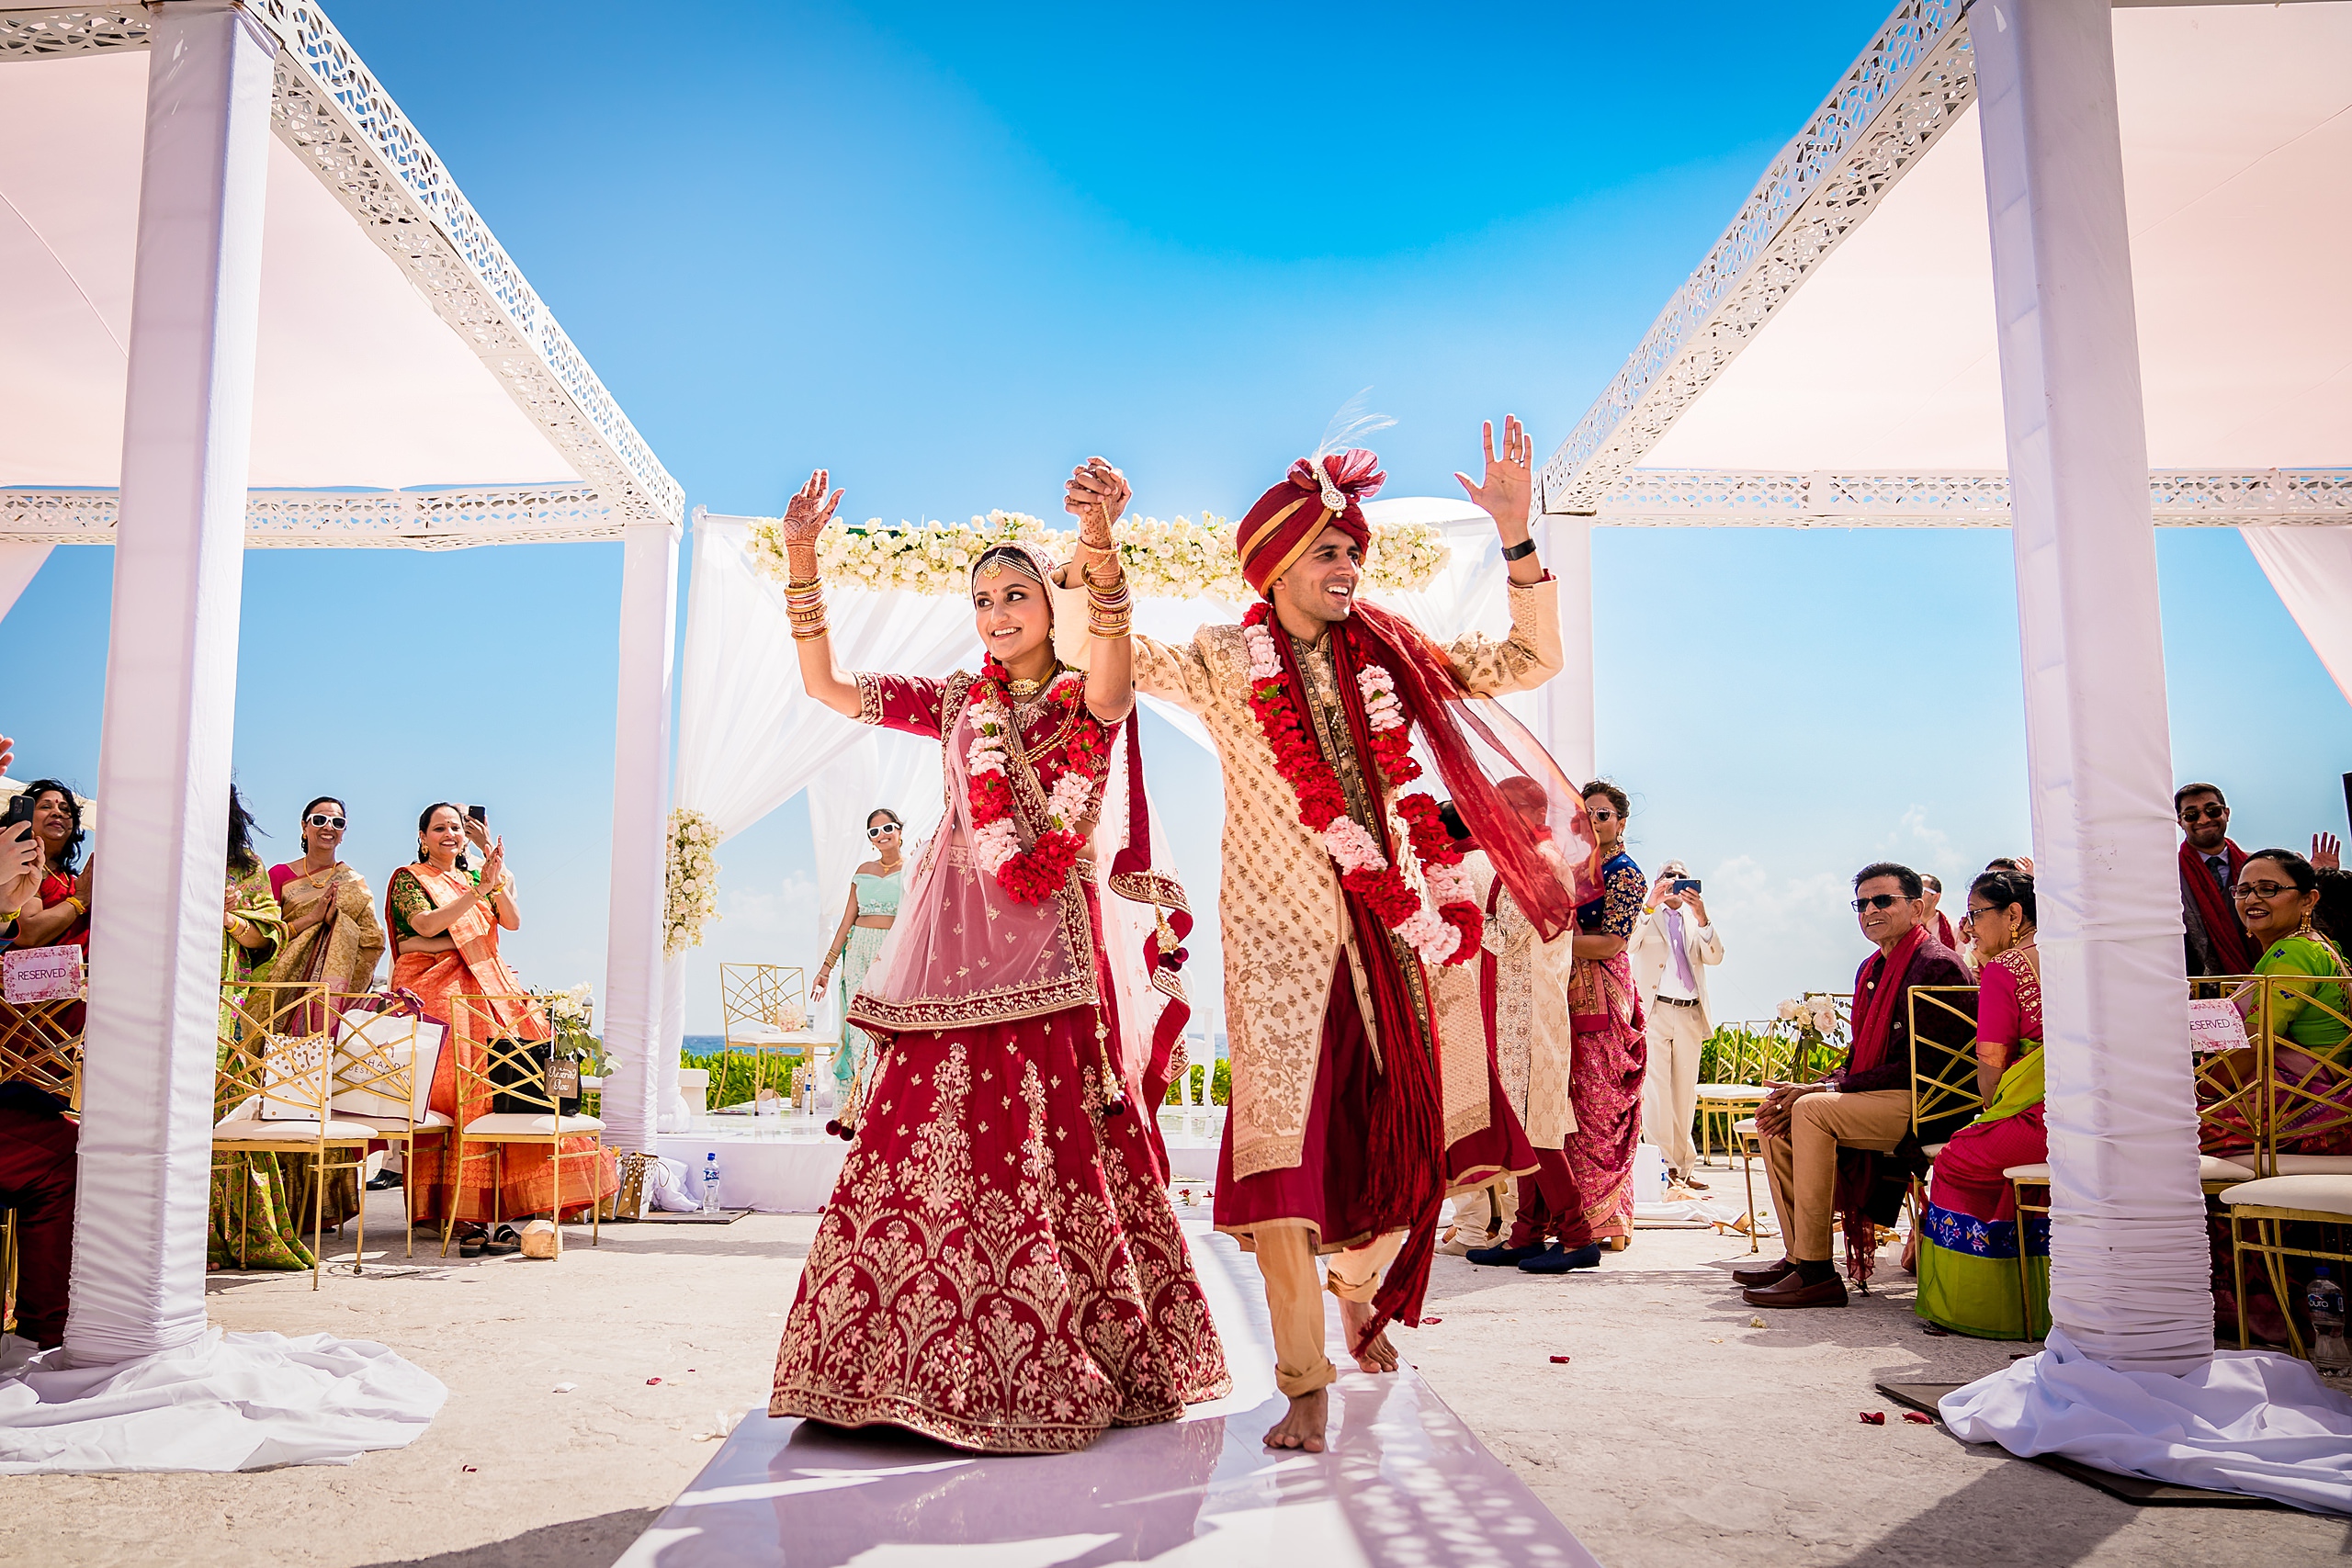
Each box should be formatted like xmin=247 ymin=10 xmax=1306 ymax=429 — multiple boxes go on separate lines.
xmin=813 ymin=808 xmax=904 ymax=1127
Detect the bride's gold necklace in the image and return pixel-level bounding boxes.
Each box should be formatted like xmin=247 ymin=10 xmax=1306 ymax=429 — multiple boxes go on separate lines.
xmin=1004 ymin=660 xmax=1068 ymax=701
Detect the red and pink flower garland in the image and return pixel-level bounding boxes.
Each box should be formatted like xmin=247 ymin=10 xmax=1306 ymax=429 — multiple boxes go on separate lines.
xmin=1239 ymin=603 xmax=1482 ymax=965
xmin=965 ymin=658 xmax=1112 ymax=905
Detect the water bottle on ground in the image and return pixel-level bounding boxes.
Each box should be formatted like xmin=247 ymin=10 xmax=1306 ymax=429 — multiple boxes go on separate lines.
xmin=2308 ymin=1266 xmax=2349 ymax=1377
xmin=701 ymin=1151 xmax=722 ymax=1214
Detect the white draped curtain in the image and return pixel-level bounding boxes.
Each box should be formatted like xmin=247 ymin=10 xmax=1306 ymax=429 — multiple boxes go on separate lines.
xmin=2241 ymin=526 xmax=2352 ymax=708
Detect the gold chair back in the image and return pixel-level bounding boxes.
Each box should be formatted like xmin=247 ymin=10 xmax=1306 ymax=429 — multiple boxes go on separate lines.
xmin=0 ymin=995 xmax=83 ymax=1109
xmin=447 ymin=992 xmax=563 ymax=1118
xmin=1906 ymin=986 xmax=1982 ymax=1146
xmin=214 ymin=979 xmax=334 ymax=1124
xmin=720 ymin=964 xmax=810 ymax=1040
xmin=2190 ymin=974 xmax=2267 ymax=1166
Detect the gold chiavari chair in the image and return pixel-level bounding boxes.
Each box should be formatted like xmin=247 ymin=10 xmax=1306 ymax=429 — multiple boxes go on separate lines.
xmin=1730 ymin=1016 xmax=1848 ymax=1252
xmin=719 ymin=963 xmax=823 ymax=1101
xmin=2191 ymin=974 xmax=2267 ymax=1190
xmin=442 ymin=993 xmax=603 ymax=1258
xmin=0 ymin=992 xmax=83 ymax=1338
xmin=323 ymin=993 xmax=448 ymax=1266
xmin=1694 ymin=1021 xmax=1778 ymax=1170
xmin=210 ymin=979 xmax=374 ymax=1290
xmin=2220 ymin=970 xmax=2352 ymax=1359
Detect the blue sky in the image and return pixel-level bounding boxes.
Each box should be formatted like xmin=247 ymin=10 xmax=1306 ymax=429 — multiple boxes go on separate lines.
xmin=6 ymin=2 xmax=2346 ymax=1032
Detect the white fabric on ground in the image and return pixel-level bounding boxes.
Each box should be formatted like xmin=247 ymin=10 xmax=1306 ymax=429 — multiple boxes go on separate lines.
xmin=0 ymin=1329 xmax=446 ymax=1474
xmin=2241 ymin=526 xmax=2352 ymax=708
xmin=1940 ymin=1327 xmax=2352 ymax=1515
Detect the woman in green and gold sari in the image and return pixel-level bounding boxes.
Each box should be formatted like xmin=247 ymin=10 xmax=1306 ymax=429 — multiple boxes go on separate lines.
xmin=209 ymin=785 xmax=311 ymax=1271
xmin=1915 ymin=870 xmax=2048 ymax=1339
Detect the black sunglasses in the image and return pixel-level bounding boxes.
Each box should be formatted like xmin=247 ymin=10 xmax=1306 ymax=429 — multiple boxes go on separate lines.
xmin=305 ymin=813 xmax=346 ymax=829
xmin=2179 ymin=803 xmax=2228 ymax=822
xmin=1850 ymin=893 xmax=1905 ymax=912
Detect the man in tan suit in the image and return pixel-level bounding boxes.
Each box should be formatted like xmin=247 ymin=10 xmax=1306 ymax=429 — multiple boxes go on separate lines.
xmin=1629 ymin=861 xmax=1724 ymax=1187
xmin=1060 ymin=417 xmax=1571 ymax=1452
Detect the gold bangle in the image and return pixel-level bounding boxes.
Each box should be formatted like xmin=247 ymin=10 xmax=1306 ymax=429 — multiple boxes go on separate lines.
xmin=785 ymin=572 xmax=822 ymax=592
xmin=791 ymin=622 xmax=831 ymax=642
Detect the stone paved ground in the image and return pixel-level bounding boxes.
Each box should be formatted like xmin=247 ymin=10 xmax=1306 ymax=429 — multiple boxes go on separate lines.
xmin=4 ymin=1179 xmax=2346 ymax=1567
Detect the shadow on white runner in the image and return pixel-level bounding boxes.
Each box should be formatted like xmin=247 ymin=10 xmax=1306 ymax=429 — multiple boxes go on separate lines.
xmin=1939 ymin=1325 xmax=2352 ymax=1515
xmin=0 ymin=1327 xmax=445 ymax=1473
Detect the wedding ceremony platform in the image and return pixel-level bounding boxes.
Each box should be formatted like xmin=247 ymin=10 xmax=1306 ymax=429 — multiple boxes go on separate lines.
xmin=616 ymin=1215 xmax=1603 ymax=1568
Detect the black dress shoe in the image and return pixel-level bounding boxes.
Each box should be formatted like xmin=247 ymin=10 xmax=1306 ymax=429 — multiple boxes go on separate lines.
xmin=1520 ymin=1243 xmax=1603 ymax=1273
xmin=1465 ymin=1242 xmax=1548 ymax=1267
xmin=365 ymin=1170 xmax=402 ymax=1190
xmin=1742 ymin=1270 xmax=1848 ymax=1309
xmin=1731 ymin=1257 xmax=1797 ymax=1289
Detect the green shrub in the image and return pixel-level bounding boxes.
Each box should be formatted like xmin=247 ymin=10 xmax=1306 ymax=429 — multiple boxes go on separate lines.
xmin=1160 ymin=1059 xmax=1230 ymax=1107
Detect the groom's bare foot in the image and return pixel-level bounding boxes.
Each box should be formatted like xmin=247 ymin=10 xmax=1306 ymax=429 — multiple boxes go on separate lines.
xmin=1263 ymin=1387 xmax=1328 ymax=1451
xmin=1339 ymin=1296 xmax=1398 ymax=1373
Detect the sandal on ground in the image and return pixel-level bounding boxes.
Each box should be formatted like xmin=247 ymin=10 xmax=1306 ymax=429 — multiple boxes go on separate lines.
xmin=458 ymin=1232 xmax=486 ymax=1258
xmin=482 ymin=1225 xmax=523 ymax=1255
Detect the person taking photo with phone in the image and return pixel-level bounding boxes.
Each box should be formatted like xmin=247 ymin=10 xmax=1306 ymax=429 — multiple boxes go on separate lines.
xmin=1631 ymin=861 xmax=1724 ymax=1190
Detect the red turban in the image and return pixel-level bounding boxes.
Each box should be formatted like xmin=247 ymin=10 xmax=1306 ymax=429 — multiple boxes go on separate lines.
xmin=1235 ymin=450 xmax=1385 ymax=597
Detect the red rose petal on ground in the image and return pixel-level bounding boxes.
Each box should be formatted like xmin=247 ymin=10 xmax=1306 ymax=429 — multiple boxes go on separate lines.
xmin=1859 ymin=1411 xmax=1886 ymax=1425
xmin=1903 ymin=1411 xmax=1934 ymax=1425
xmin=1420 ymin=1317 xmax=1443 ymax=1325
xmin=1548 ymin=1354 xmax=1572 ymax=1364
xmin=647 ymin=1377 xmax=662 ymax=1385
xmin=461 ymin=1465 xmax=478 ymax=1473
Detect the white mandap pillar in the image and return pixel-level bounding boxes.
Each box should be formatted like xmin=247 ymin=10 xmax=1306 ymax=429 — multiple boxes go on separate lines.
xmin=1975 ymin=0 xmax=2211 ymax=1373
xmin=1540 ymin=515 xmax=1596 ymax=784
xmin=65 ymin=1 xmax=277 ymax=1365
xmin=597 ymin=519 xmax=679 ymax=1156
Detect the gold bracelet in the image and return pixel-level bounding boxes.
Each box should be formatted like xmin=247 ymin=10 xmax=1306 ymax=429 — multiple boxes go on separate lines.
xmin=785 ymin=572 xmax=822 ymax=592
xmin=791 ymin=621 xmax=831 ymax=642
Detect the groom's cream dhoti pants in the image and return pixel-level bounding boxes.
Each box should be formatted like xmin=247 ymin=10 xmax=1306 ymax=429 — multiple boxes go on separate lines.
xmin=1250 ymin=1224 xmax=1407 ymax=1397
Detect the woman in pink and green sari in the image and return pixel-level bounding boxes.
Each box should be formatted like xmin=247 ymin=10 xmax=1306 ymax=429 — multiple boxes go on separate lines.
xmin=1916 ymin=869 xmax=2045 ymax=1339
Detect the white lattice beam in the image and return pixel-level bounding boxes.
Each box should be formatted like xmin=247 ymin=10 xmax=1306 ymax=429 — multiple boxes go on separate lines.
xmin=1 ymin=5 xmax=684 ymax=532
xmin=0 ymin=485 xmax=622 ymax=548
xmin=1596 ymin=468 xmax=2352 ymax=528
xmin=1537 ymin=1 xmax=1975 ymax=516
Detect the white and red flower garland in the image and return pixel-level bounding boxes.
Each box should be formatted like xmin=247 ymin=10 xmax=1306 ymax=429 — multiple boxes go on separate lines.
xmin=965 ymin=658 xmax=1113 ymax=906
xmin=1240 ymin=604 xmax=1482 ymax=965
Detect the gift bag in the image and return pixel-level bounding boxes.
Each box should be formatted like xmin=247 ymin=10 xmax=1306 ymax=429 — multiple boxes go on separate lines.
xmin=329 ymin=1007 xmax=446 ymax=1123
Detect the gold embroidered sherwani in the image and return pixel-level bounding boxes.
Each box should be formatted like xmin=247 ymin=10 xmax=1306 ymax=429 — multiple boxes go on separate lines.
xmin=1058 ymin=577 xmax=1563 ymax=1180
xmin=1430 ymin=850 xmax=1577 ymax=1157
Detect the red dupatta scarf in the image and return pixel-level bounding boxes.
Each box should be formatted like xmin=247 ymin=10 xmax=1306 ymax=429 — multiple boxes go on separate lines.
xmin=2179 ymin=839 xmax=2255 ymax=975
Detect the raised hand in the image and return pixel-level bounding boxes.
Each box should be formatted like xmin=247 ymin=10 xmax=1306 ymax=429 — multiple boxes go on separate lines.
xmin=780 ymin=468 xmax=844 ymax=550
xmin=480 ymin=838 xmax=506 ymax=894
xmin=1453 ymin=414 xmax=1533 ymax=529
xmin=2316 ymin=831 xmax=2342 ymax=872
xmin=1062 ymin=457 xmax=1130 ymax=547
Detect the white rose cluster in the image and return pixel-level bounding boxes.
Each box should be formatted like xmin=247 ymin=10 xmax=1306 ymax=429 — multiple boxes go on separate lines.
xmin=751 ymin=513 xmax=1449 ymax=599
xmin=663 ymin=807 xmax=724 ymax=959
xmin=1775 ymin=996 xmax=1843 ymax=1038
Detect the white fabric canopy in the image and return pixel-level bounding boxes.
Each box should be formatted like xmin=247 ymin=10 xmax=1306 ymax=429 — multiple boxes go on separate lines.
xmin=2242 ymin=526 xmax=2352 ymax=708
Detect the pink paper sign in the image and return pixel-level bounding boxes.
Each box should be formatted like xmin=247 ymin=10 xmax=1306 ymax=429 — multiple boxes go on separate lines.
xmin=3 ymin=943 xmax=84 ymax=1005
xmin=2187 ymin=995 xmax=2251 ymax=1055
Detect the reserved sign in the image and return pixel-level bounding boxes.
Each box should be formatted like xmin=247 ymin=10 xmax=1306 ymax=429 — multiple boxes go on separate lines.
xmin=2188 ymin=996 xmax=2251 ymax=1055
xmin=3 ymin=943 xmax=84 ymax=1005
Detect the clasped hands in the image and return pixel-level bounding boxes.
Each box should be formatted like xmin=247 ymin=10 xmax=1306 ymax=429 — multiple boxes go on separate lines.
xmin=1754 ymin=1079 xmax=1826 ymax=1139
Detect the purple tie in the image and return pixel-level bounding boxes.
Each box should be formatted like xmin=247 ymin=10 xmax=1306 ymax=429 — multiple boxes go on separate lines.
xmin=1668 ymin=907 xmax=1697 ymax=992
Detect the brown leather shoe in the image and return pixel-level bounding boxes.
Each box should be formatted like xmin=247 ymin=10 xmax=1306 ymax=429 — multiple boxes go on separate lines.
xmin=1742 ymin=1270 xmax=1849 ymax=1309
xmin=1731 ymin=1257 xmax=1797 ymax=1289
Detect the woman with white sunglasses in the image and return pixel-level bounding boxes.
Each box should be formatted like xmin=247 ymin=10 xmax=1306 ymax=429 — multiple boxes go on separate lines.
xmin=268 ymin=795 xmax=387 ymax=1001
xmin=813 ymin=807 xmax=904 ymax=1125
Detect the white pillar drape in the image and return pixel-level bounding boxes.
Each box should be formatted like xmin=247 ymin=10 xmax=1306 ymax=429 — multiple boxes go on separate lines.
xmin=2241 ymin=526 xmax=2352 ymax=708
xmin=597 ymin=519 xmax=678 ymax=1155
xmin=1971 ymin=0 xmax=2211 ymax=1380
xmin=64 ymin=1 xmax=278 ymax=1367
xmin=1539 ymin=516 xmax=1596 ymax=785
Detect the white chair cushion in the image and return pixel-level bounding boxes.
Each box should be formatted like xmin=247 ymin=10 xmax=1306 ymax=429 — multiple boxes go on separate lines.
xmin=339 ymin=1110 xmax=454 ymax=1134
xmin=2218 ymin=1174 xmax=2352 ymax=1218
xmin=462 ymin=1111 xmax=605 ymax=1135
xmin=1732 ymin=1117 xmax=1758 ymax=1137
xmin=214 ymin=1116 xmax=378 ymax=1143
xmin=2274 ymin=1154 xmax=2352 ymax=1177
xmin=1922 ymin=1144 xmax=1948 ymax=1159
xmin=2002 ymin=1162 xmax=2052 ymax=1181
xmin=2199 ymin=1154 xmax=2257 ymax=1182
xmin=1695 ymin=1084 xmax=1765 ymax=1100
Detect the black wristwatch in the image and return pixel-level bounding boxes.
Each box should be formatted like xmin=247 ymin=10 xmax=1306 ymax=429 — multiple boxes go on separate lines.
xmin=1500 ymin=537 xmax=1538 ymax=562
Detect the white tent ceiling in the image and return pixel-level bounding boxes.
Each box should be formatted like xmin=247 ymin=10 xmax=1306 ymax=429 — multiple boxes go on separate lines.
xmin=1541 ymin=0 xmax=2352 ymax=531
xmin=0 ymin=4 xmax=681 ymax=547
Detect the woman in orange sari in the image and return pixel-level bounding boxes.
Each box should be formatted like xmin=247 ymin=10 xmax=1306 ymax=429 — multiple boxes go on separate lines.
xmin=388 ymin=803 xmax=615 ymax=1255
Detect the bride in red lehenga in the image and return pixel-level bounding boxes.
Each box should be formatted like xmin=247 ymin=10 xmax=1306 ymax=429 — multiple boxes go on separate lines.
xmin=765 ymin=468 xmax=1230 ymax=1453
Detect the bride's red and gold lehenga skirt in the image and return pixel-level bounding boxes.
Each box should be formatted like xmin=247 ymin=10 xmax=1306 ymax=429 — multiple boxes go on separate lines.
xmin=770 ymin=1002 xmax=1232 ymax=1454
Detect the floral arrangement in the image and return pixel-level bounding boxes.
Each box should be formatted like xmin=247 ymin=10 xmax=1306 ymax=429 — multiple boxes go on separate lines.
xmin=663 ymin=807 xmax=723 ymax=958
xmin=750 ymin=512 xmax=1449 ymax=600
xmin=1238 ymin=604 xmax=1480 ymax=967
xmin=966 ymin=660 xmax=1113 ymax=904
xmin=548 ymin=983 xmax=609 ymax=1073
xmin=1777 ymin=996 xmax=1844 ymax=1042
xmin=766 ymin=1000 xmax=809 ymax=1032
